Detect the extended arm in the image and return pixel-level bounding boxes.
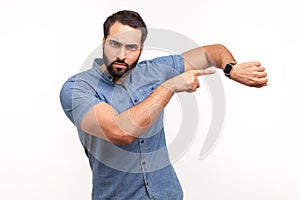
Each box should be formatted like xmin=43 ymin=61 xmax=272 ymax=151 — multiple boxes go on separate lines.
xmin=183 ymin=44 xmax=268 ymax=87
xmin=81 ymin=70 xmax=214 ymax=145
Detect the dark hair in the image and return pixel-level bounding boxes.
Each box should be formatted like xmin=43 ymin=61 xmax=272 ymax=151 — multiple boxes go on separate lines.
xmin=103 ymin=10 xmax=148 ymax=44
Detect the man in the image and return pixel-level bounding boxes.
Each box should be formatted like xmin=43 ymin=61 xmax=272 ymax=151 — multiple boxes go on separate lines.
xmin=60 ymin=10 xmax=268 ymax=200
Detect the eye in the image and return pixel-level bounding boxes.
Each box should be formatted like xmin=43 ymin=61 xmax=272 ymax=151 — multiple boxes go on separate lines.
xmin=109 ymin=40 xmax=121 ymax=48
xmin=126 ymin=44 xmax=139 ymax=51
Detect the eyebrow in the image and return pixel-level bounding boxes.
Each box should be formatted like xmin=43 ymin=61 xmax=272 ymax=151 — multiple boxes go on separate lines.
xmin=108 ymin=39 xmax=121 ymax=44
xmin=108 ymin=39 xmax=139 ymax=46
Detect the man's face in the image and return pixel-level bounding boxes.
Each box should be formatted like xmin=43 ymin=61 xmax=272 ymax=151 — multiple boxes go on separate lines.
xmin=103 ymin=22 xmax=143 ymax=79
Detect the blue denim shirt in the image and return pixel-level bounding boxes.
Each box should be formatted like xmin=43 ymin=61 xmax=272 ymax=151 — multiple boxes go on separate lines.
xmin=60 ymin=55 xmax=185 ymax=199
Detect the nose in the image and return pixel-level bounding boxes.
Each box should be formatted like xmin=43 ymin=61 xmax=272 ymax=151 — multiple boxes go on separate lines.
xmin=117 ymin=46 xmax=126 ymax=61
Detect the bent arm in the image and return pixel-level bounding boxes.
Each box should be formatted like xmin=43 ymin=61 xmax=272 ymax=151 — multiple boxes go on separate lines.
xmin=81 ymin=84 xmax=173 ymax=146
xmin=80 ymin=69 xmax=214 ymax=146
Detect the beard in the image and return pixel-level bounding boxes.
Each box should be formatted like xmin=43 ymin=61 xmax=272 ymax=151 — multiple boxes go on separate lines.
xmin=103 ymin=49 xmax=140 ymax=79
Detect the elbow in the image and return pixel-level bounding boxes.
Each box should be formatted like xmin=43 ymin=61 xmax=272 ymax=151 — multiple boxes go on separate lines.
xmin=116 ymin=134 xmax=137 ymax=146
xmin=203 ymin=43 xmax=226 ymax=51
xmin=105 ymin=127 xmax=138 ymax=146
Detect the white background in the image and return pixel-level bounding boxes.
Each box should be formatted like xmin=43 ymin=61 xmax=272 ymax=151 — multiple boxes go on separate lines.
xmin=1 ymin=0 xmax=299 ymax=199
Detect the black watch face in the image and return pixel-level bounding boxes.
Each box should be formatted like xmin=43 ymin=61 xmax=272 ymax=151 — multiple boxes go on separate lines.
xmin=224 ymin=64 xmax=232 ymax=74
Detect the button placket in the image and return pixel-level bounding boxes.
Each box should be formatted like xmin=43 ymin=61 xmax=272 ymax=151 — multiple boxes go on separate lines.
xmin=139 ymin=139 xmax=149 ymax=175
xmin=141 ymin=143 xmax=153 ymax=196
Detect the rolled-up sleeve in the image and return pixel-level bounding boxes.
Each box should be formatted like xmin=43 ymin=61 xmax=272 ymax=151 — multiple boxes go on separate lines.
xmin=60 ymin=75 xmax=103 ymax=128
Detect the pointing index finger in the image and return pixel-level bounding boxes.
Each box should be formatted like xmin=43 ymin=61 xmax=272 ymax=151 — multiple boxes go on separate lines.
xmin=196 ymin=69 xmax=216 ymax=76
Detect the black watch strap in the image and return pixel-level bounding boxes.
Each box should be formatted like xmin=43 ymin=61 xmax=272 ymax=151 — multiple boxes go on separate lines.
xmin=223 ymin=62 xmax=236 ymax=78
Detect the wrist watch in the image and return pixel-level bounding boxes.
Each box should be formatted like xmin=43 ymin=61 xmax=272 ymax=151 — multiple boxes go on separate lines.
xmin=223 ymin=62 xmax=236 ymax=78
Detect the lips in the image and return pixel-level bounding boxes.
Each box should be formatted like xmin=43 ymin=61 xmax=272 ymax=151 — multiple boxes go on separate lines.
xmin=113 ymin=62 xmax=128 ymax=70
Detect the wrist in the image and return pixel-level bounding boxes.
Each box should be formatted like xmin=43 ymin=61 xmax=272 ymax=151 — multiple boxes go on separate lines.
xmin=223 ymin=62 xmax=236 ymax=78
xmin=161 ymin=80 xmax=176 ymax=93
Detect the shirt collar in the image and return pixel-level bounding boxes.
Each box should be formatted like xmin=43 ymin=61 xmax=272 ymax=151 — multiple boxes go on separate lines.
xmin=92 ymin=58 xmax=114 ymax=83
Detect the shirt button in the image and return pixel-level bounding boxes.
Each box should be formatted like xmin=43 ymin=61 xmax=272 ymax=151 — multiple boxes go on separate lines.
xmin=140 ymin=140 xmax=144 ymax=144
xmin=146 ymin=182 xmax=149 ymax=186
xmin=134 ymin=99 xmax=138 ymax=103
xmin=142 ymin=161 xmax=146 ymax=165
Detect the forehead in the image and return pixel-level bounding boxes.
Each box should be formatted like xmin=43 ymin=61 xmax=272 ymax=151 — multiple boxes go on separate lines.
xmin=107 ymin=22 xmax=142 ymax=44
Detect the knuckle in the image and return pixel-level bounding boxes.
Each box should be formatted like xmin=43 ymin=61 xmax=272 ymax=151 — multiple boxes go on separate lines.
xmin=247 ymin=78 xmax=256 ymax=86
xmin=253 ymin=73 xmax=259 ymax=78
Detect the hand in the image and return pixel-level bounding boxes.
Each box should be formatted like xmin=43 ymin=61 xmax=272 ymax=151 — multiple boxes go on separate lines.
xmin=163 ymin=69 xmax=215 ymax=93
xmin=230 ymin=62 xmax=268 ymax=88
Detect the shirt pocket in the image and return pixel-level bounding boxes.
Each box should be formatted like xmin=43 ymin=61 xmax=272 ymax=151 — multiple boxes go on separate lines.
xmin=132 ymin=82 xmax=160 ymax=102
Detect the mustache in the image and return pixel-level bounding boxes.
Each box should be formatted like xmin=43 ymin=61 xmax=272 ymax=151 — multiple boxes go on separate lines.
xmin=111 ymin=60 xmax=129 ymax=68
